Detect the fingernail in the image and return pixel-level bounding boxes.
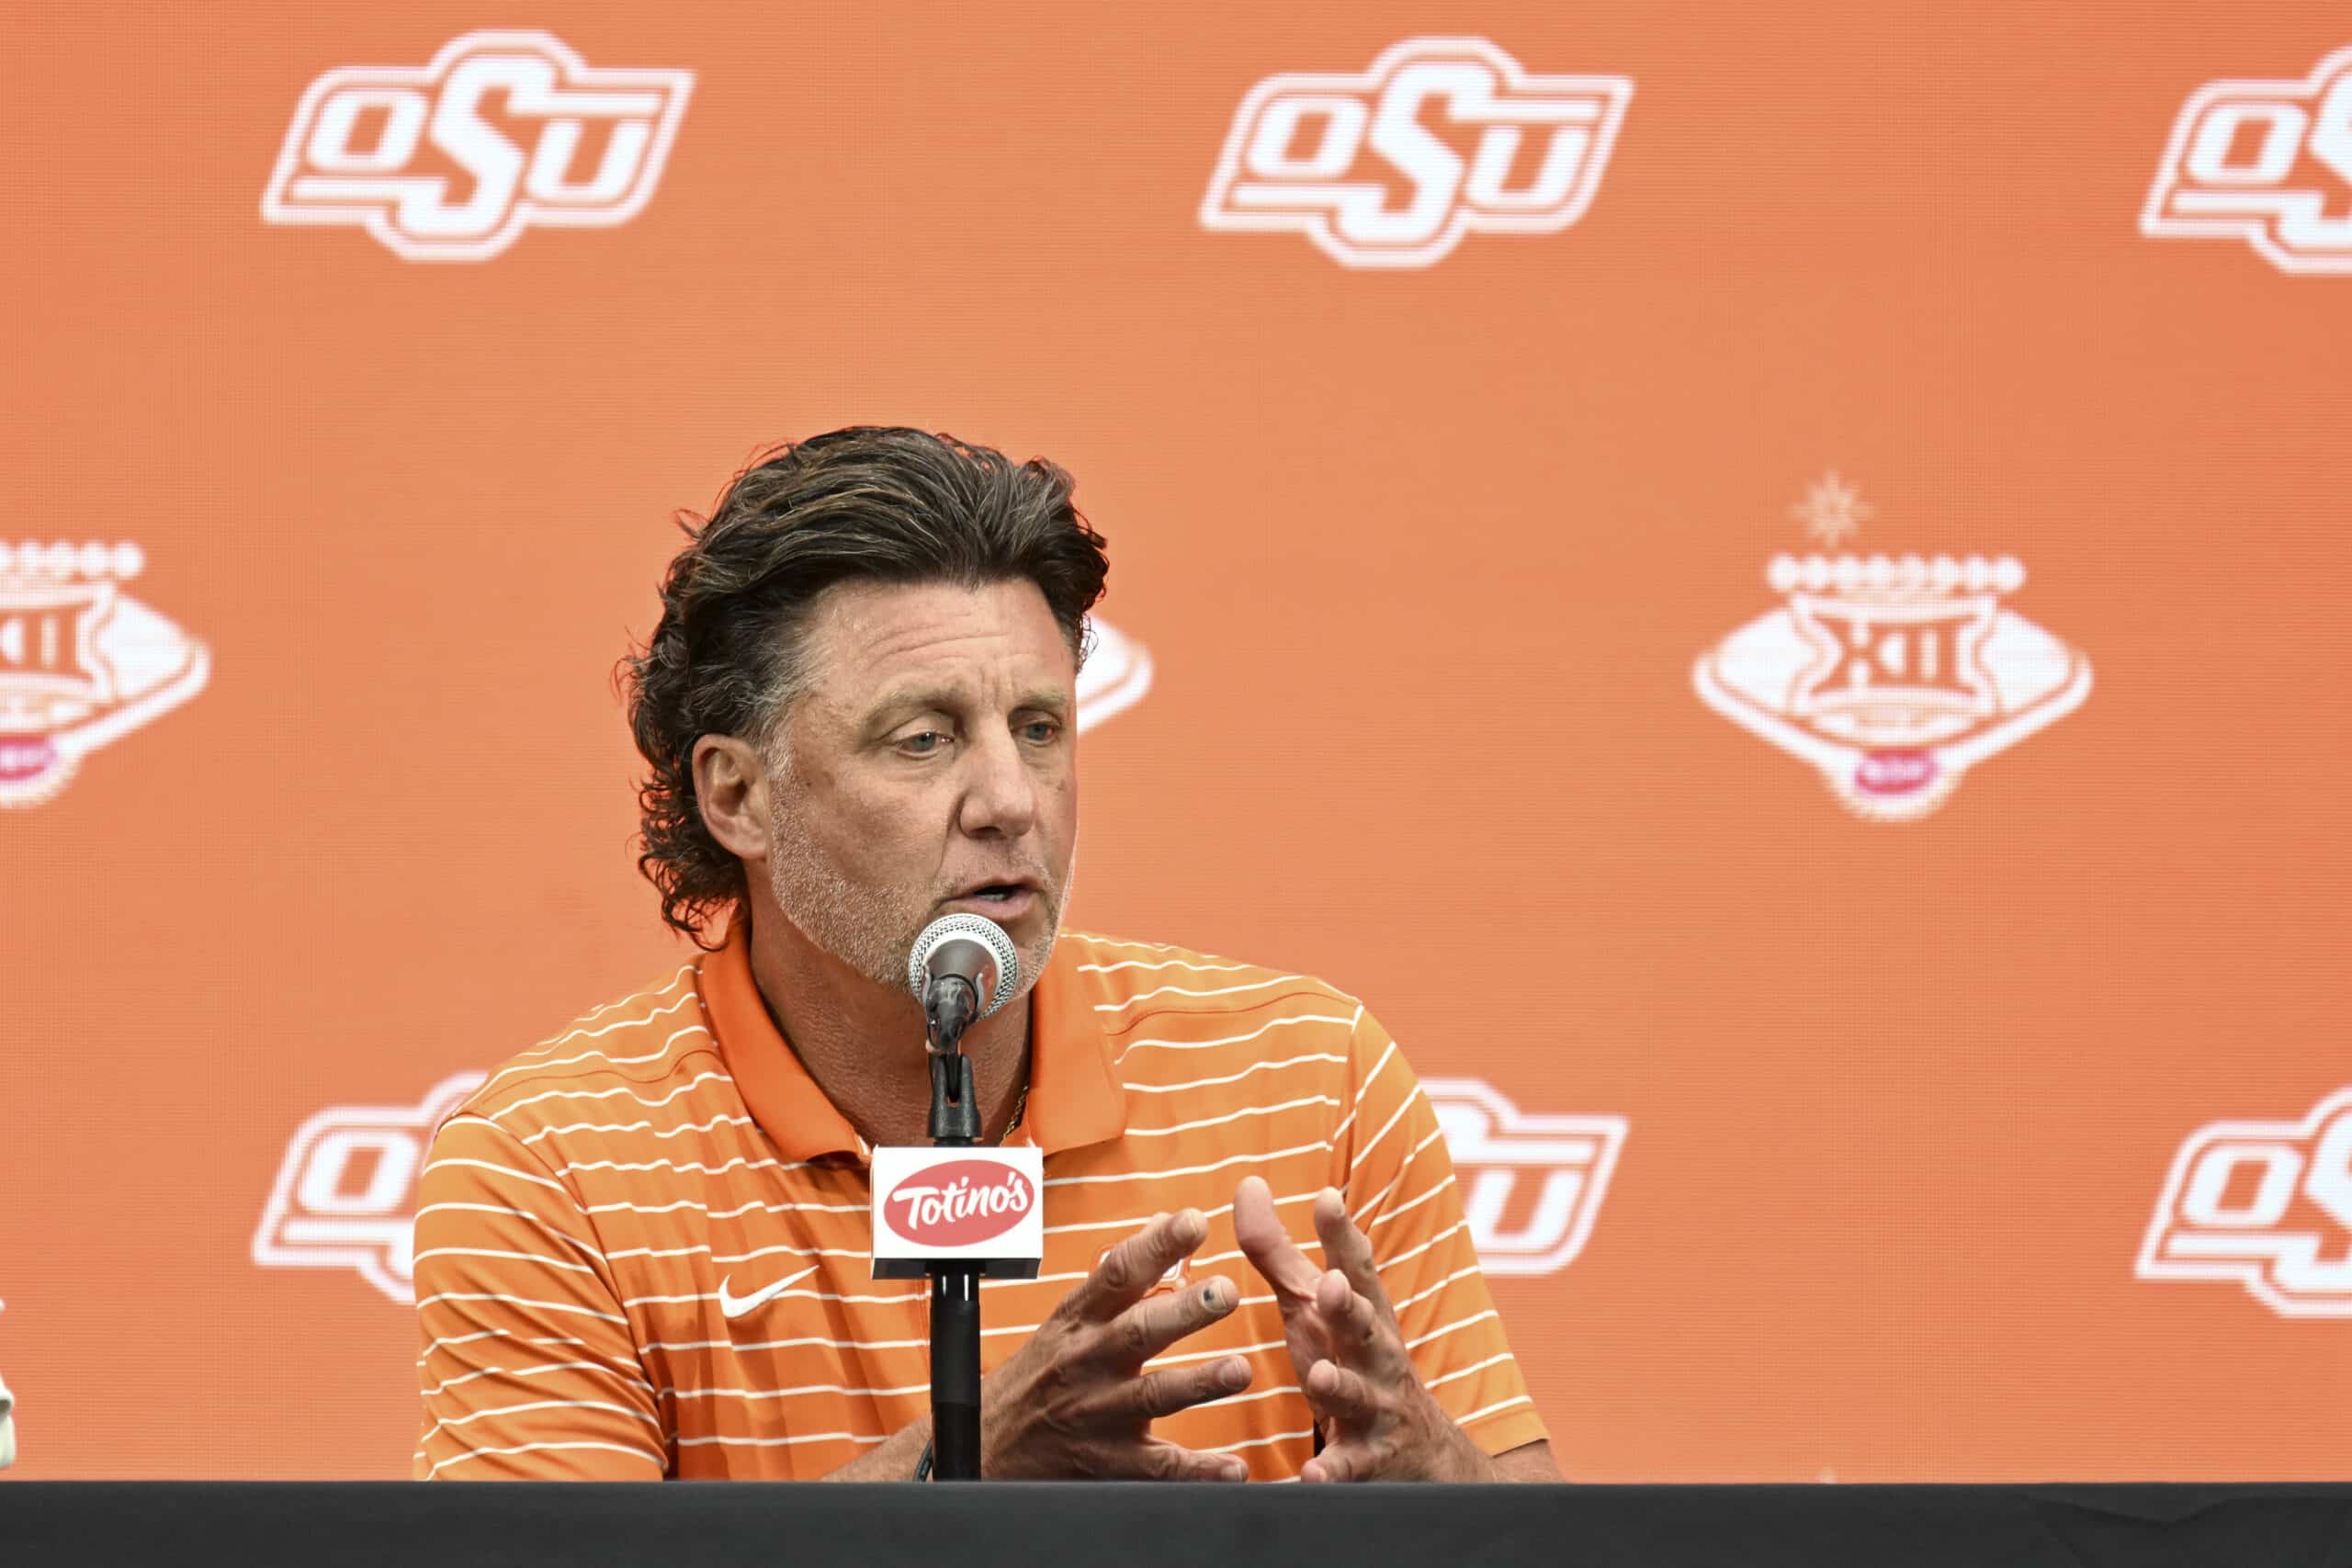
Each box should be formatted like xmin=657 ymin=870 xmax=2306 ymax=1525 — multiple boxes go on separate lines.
xmin=1203 ymin=1281 xmax=1227 ymax=1311
xmin=1223 ymin=1358 xmax=1250 ymax=1388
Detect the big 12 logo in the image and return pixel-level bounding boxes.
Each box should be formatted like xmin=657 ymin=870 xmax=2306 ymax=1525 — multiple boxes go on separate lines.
xmin=262 ymin=31 xmax=694 ymax=261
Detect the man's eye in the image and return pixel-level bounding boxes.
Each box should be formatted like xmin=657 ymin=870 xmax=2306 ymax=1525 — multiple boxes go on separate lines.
xmin=898 ymin=730 xmax=951 ymax=756
xmin=1020 ymin=721 xmax=1061 ymax=745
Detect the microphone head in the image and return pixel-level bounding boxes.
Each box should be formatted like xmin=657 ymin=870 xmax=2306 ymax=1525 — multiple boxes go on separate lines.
xmin=907 ymin=914 xmax=1021 ymax=1020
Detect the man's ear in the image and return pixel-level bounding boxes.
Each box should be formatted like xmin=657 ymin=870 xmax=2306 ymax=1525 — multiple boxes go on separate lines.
xmin=693 ymin=735 xmax=772 ymax=863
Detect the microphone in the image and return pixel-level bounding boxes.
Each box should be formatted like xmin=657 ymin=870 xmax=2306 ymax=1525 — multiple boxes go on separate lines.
xmin=906 ymin=914 xmax=1020 ymax=1053
xmin=881 ymin=914 xmax=1045 ymax=1484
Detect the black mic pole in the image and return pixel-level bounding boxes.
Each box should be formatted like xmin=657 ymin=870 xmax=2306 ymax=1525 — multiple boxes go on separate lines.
xmin=924 ymin=976 xmax=983 ymax=1480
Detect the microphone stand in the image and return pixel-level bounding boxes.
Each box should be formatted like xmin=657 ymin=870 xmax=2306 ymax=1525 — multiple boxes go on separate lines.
xmin=923 ymin=977 xmax=983 ymax=1481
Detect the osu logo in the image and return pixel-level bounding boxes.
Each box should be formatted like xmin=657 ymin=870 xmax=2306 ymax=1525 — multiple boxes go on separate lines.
xmin=0 ymin=541 xmax=209 ymax=809
xmin=1200 ymin=38 xmax=1633 ymax=269
xmin=2140 ymin=1089 xmax=2352 ymax=1317
xmin=261 ymin=30 xmax=694 ymax=262
xmin=1693 ymin=475 xmax=2092 ymax=821
xmin=2143 ymin=46 xmax=2352 ymax=275
xmin=1075 ymin=618 xmax=1152 ymax=732
xmin=1424 ymin=1078 xmax=1625 ymax=1275
xmin=252 ymin=1073 xmax=486 ymax=1303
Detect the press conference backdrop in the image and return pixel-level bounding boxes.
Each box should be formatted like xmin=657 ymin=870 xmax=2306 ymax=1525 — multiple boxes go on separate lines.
xmin=4 ymin=0 xmax=2348 ymax=1483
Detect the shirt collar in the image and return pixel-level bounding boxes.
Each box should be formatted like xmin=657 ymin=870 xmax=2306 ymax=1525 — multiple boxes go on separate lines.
xmin=702 ymin=921 xmax=1126 ymax=1163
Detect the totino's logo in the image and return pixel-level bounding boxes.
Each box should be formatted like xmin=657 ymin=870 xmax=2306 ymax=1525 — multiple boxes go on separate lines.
xmin=0 ymin=541 xmax=209 ymax=809
xmin=261 ymin=30 xmax=694 ymax=262
xmin=2139 ymin=1089 xmax=2352 ymax=1317
xmin=1201 ymin=38 xmax=1632 ymax=268
xmin=253 ymin=1074 xmax=486 ymax=1303
xmin=1424 ymin=1078 xmax=1625 ymax=1275
xmin=882 ymin=1160 xmax=1037 ymax=1249
xmin=1693 ymin=475 xmax=2092 ymax=821
xmin=2142 ymin=47 xmax=2352 ymax=275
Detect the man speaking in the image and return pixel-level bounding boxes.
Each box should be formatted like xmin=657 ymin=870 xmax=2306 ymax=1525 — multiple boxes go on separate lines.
xmin=413 ymin=429 xmax=1558 ymax=1483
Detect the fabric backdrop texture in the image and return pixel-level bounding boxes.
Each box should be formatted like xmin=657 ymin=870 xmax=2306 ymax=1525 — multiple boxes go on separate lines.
xmin=1 ymin=0 xmax=2346 ymax=1481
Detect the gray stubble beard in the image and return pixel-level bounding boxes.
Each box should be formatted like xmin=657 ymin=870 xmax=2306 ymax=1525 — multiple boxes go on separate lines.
xmin=764 ymin=769 xmax=1070 ymax=1007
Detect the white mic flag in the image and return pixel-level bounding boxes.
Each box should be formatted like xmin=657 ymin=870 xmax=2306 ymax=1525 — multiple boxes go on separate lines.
xmin=871 ymin=1145 xmax=1045 ymax=1280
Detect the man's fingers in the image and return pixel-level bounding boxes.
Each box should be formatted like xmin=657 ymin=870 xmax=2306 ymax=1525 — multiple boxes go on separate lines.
xmin=1107 ymin=1276 xmax=1241 ymax=1367
xmin=1069 ymin=1210 xmax=1209 ymax=1321
xmin=1232 ymin=1175 xmax=1323 ymax=1304
xmin=1126 ymin=1355 xmax=1252 ymax=1420
xmin=1140 ymin=1439 xmax=1250 ymax=1483
xmin=1300 ymin=1440 xmax=1374 ymax=1484
xmin=1303 ymin=1358 xmax=1378 ymax=1424
xmin=1316 ymin=1269 xmax=1408 ymax=1378
xmin=1311 ymin=1189 xmax=1396 ymax=1325
xmin=1316 ymin=1270 xmax=1377 ymax=1346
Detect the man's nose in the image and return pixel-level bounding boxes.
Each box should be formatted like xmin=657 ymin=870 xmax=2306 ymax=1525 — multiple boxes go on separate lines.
xmin=956 ymin=728 xmax=1039 ymax=839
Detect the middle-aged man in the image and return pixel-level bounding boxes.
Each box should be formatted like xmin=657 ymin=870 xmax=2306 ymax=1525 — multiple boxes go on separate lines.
xmin=413 ymin=428 xmax=1559 ymax=1483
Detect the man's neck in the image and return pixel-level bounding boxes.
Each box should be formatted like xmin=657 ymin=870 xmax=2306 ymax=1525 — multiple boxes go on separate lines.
xmin=742 ymin=909 xmax=1031 ymax=1150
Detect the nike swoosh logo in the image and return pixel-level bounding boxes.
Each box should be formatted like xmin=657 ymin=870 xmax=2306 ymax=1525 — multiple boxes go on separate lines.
xmin=717 ymin=1264 xmax=819 ymax=1320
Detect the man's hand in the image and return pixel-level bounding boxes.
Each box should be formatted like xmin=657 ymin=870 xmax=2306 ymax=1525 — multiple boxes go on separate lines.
xmin=978 ymin=1208 xmax=1255 ymax=1480
xmin=1233 ymin=1176 xmax=1494 ymax=1483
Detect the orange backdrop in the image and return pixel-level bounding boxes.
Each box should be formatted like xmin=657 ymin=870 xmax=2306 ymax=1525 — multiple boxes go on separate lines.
xmin=3 ymin=0 xmax=2348 ymax=1483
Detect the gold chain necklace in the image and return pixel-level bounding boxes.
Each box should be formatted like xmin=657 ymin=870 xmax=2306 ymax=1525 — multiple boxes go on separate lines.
xmin=998 ymin=1078 xmax=1030 ymax=1145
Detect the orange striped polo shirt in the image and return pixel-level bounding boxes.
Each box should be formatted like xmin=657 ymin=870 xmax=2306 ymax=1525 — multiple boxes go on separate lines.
xmin=412 ymin=926 xmax=1544 ymax=1480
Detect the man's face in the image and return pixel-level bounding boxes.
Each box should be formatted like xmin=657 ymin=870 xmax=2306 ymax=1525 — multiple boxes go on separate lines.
xmin=761 ymin=577 xmax=1079 ymax=1001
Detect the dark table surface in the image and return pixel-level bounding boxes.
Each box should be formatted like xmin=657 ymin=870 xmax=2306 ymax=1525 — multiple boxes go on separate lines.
xmin=6 ymin=1481 xmax=2350 ymax=1567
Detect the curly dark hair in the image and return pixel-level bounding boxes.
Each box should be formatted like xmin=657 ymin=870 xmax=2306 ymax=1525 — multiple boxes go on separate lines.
xmin=621 ymin=427 xmax=1111 ymax=947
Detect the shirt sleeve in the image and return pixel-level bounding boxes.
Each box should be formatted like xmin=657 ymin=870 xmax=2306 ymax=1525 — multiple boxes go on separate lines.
xmin=412 ymin=1112 xmax=668 ymax=1480
xmin=1331 ymin=1008 xmax=1550 ymax=1460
